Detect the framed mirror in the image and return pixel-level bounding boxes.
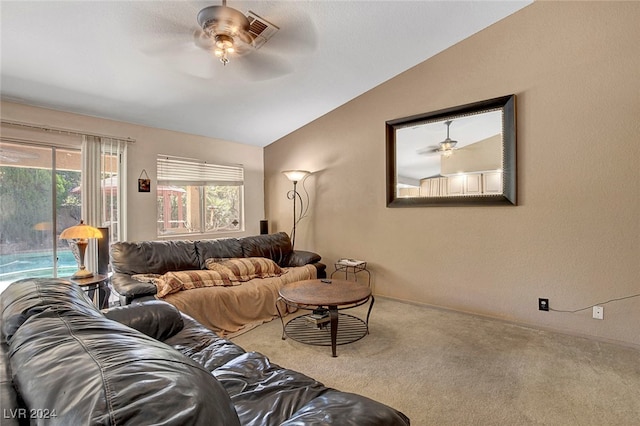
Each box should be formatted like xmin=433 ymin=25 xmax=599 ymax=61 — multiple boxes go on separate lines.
xmin=386 ymin=94 xmax=516 ymax=207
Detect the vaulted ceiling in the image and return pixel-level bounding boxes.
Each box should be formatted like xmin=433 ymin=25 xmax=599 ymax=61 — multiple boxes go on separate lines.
xmin=0 ymin=1 xmax=531 ymax=147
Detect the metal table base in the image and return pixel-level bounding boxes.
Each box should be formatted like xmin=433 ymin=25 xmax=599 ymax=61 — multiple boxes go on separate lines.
xmin=277 ymin=296 xmax=374 ymax=357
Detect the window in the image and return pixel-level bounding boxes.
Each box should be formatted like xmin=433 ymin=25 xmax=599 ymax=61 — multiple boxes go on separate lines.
xmin=157 ymin=155 xmax=244 ymax=236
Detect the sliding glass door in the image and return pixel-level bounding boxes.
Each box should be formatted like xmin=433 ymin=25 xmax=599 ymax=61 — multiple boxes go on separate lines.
xmin=0 ymin=141 xmax=81 ymax=289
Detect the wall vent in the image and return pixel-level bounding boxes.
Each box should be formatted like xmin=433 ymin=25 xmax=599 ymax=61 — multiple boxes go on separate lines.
xmin=246 ymin=11 xmax=279 ymax=49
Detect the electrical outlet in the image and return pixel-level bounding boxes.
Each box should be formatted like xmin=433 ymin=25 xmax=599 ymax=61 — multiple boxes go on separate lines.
xmin=538 ymin=298 xmax=549 ymax=311
xmin=593 ymin=306 xmax=604 ymax=320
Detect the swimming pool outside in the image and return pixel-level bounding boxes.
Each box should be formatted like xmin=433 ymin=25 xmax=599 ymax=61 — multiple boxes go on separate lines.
xmin=0 ymin=249 xmax=77 ymax=287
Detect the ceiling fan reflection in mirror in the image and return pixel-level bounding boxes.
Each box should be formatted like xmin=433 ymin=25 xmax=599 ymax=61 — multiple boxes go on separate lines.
xmin=195 ymin=0 xmax=279 ymax=66
xmin=417 ymin=120 xmax=458 ymax=157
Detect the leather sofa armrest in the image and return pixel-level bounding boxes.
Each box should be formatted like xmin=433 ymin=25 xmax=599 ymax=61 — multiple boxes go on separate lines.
xmin=286 ymin=250 xmax=321 ymax=267
xmin=314 ymin=262 xmax=327 ymax=279
xmin=286 ymin=250 xmax=326 ymax=278
xmin=104 ymin=301 xmax=184 ymax=341
xmin=111 ymin=272 xmax=157 ymax=304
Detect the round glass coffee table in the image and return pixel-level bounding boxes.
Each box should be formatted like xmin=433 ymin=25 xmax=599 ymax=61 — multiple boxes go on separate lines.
xmin=277 ymin=278 xmax=374 ymax=357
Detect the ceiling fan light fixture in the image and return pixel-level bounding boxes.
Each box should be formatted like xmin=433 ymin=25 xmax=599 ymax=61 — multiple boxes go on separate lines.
xmin=439 ymin=140 xmax=457 ymax=151
xmin=215 ymin=34 xmax=234 ymax=50
xmin=213 ymin=33 xmax=235 ymax=65
xmin=438 ymin=120 xmax=458 ymax=156
xmin=197 ymin=2 xmax=254 ymax=66
xmin=440 ymin=148 xmax=454 ymax=158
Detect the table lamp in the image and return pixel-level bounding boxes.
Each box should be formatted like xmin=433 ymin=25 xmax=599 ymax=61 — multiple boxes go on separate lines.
xmin=59 ymin=220 xmax=103 ymax=279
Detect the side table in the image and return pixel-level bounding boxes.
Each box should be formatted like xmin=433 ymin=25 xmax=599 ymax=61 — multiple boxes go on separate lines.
xmin=330 ymin=258 xmax=371 ymax=286
xmin=67 ymin=274 xmax=110 ymax=309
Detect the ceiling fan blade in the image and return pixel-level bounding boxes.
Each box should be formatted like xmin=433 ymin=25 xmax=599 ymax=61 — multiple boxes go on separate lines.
xmin=131 ymin=3 xmax=202 ymax=57
xmin=174 ymin=50 xmax=219 ymax=80
xmin=143 ymin=44 xmax=216 ymax=80
xmin=258 ymin=10 xmax=317 ymax=57
xmin=193 ymin=29 xmax=215 ymax=51
xmin=416 ymin=146 xmax=439 ymax=155
xmin=234 ymin=51 xmax=293 ymax=81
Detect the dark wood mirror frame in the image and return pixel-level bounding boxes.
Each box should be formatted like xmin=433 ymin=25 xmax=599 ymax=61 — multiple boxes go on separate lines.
xmin=386 ymin=94 xmax=516 ymax=207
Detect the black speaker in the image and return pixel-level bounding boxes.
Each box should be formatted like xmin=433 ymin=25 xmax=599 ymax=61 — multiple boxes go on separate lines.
xmin=260 ymin=220 xmax=269 ymax=235
xmin=97 ymin=227 xmax=110 ymax=274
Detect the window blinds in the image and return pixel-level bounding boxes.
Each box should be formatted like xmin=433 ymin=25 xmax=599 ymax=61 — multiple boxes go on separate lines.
xmin=157 ymin=155 xmax=244 ymax=186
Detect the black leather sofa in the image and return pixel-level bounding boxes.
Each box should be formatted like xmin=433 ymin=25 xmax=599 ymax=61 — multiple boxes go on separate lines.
xmin=110 ymin=232 xmax=326 ymax=305
xmin=1 ymin=278 xmax=410 ymax=425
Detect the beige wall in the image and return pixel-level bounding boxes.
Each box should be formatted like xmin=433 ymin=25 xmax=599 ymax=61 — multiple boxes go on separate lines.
xmin=265 ymin=2 xmax=640 ymax=346
xmin=1 ymin=101 xmax=265 ymax=241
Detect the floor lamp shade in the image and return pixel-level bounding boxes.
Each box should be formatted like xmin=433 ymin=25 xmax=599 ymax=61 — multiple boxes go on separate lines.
xmin=282 ymin=170 xmax=310 ymax=183
xmin=59 ymin=220 xmax=103 ymax=279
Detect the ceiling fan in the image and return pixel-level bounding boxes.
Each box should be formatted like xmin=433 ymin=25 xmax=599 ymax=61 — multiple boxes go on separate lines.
xmin=194 ymin=0 xmax=279 ymax=66
xmin=416 ymin=120 xmax=458 ymax=157
xmin=138 ymin=0 xmax=316 ymax=81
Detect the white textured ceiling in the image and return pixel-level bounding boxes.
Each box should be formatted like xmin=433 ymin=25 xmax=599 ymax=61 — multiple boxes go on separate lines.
xmin=0 ymin=1 xmax=531 ymax=147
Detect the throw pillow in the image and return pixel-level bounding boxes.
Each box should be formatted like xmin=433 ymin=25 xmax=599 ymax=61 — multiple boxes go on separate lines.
xmin=154 ymin=270 xmax=240 ymax=298
xmin=132 ymin=273 xmax=162 ymax=284
xmin=204 ymin=257 xmax=286 ymax=281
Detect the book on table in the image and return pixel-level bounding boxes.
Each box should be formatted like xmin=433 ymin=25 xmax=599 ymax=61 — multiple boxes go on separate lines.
xmin=337 ymin=258 xmax=366 ymax=267
xmin=310 ymin=309 xmax=328 ymax=320
xmin=306 ymin=309 xmax=330 ymax=325
xmin=305 ymin=315 xmax=330 ymax=326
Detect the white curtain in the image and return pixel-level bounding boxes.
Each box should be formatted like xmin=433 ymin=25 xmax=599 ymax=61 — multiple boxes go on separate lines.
xmin=100 ymin=137 xmax=127 ymax=243
xmin=82 ymin=136 xmax=128 ymax=273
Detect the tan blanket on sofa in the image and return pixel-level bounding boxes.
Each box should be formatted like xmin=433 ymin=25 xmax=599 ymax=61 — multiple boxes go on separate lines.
xmin=161 ymin=264 xmax=317 ymax=338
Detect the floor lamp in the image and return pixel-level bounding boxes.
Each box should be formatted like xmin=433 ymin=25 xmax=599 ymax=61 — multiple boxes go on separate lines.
xmin=282 ymin=170 xmax=310 ymax=249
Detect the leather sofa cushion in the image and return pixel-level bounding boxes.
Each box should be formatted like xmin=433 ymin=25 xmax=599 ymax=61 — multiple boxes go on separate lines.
xmin=110 ymin=240 xmax=200 ymax=275
xmin=104 ymin=300 xmax=185 ymax=341
xmin=240 ymin=232 xmax=293 ymax=267
xmin=1 ymin=278 xmax=101 ymax=341
xmin=195 ymin=238 xmax=243 ymax=269
xmin=213 ymin=351 xmax=327 ymax=424
xmin=164 ymin=315 xmax=247 ymax=371
xmin=281 ymin=389 xmax=412 ymax=425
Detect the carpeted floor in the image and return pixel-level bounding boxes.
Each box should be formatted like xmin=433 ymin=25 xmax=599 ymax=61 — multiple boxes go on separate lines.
xmin=231 ymin=297 xmax=640 ymax=425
